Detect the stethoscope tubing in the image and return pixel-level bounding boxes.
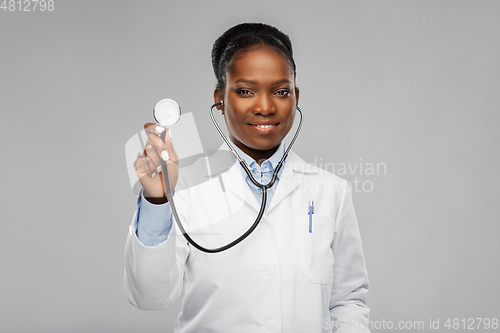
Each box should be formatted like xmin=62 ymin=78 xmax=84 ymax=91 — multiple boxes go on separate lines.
xmin=159 ymin=103 xmax=303 ymax=253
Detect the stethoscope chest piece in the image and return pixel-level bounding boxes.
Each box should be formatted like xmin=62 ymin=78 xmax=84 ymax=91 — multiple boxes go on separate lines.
xmin=153 ymin=99 xmax=181 ymax=127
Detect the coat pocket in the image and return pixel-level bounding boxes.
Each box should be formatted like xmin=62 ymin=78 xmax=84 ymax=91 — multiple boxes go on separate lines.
xmin=294 ymin=214 xmax=335 ymax=285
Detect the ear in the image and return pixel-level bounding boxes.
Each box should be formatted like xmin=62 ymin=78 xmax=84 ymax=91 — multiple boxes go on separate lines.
xmin=295 ymin=86 xmax=300 ymax=106
xmin=213 ymin=88 xmax=223 ymax=110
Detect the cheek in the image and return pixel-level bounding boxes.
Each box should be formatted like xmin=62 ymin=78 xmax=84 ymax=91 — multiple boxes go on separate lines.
xmin=225 ymin=112 xmax=247 ymax=134
xmin=284 ymin=111 xmax=296 ymax=129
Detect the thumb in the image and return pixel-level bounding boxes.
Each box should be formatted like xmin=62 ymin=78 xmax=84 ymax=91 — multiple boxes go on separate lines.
xmin=144 ymin=122 xmax=156 ymax=130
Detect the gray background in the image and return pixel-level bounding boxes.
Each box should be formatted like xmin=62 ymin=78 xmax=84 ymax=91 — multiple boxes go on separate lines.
xmin=1 ymin=0 xmax=499 ymax=332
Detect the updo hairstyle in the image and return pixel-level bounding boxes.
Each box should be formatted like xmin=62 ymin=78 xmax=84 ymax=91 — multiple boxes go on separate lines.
xmin=211 ymin=23 xmax=296 ymax=92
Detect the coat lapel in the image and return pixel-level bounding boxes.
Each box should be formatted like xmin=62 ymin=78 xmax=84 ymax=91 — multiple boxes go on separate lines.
xmin=267 ymin=151 xmax=318 ymax=213
xmin=205 ymin=146 xmax=318 ymax=214
xmin=220 ymin=159 xmax=261 ymax=212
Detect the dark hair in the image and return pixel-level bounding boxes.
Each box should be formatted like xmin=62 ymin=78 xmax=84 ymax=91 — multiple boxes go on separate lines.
xmin=211 ymin=23 xmax=296 ymax=91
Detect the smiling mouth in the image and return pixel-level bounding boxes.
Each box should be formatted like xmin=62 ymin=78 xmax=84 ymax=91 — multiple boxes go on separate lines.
xmin=249 ymin=123 xmax=279 ymax=129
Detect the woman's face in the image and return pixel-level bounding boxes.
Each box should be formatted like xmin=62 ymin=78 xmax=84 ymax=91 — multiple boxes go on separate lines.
xmin=215 ymin=45 xmax=299 ymax=163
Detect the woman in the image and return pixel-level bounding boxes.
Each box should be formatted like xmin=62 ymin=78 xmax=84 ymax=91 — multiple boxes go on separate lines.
xmin=125 ymin=23 xmax=370 ymax=333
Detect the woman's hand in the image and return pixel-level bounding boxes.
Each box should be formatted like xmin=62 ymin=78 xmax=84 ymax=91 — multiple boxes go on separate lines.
xmin=134 ymin=123 xmax=179 ymax=204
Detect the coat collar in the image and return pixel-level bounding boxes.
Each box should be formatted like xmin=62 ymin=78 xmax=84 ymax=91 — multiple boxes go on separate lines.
xmin=212 ymin=143 xmax=318 ymax=214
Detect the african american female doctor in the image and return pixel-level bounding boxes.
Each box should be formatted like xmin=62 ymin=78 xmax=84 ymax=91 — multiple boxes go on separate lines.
xmin=125 ymin=23 xmax=371 ymax=333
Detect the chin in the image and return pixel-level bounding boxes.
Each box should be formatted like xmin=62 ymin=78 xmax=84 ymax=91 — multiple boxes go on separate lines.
xmin=251 ymin=141 xmax=280 ymax=152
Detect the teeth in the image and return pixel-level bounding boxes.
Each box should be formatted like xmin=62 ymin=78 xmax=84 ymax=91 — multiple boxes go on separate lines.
xmin=255 ymin=124 xmax=275 ymax=128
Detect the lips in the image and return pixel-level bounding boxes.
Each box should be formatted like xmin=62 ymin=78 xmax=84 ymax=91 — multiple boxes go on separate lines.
xmin=252 ymin=124 xmax=277 ymax=129
xmin=248 ymin=122 xmax=279 ymax=128
xmin=247 ymin=122 xmax=279 ymax=135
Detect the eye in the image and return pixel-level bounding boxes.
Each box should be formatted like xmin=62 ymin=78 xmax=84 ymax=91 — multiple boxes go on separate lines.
xmin=237 ymin=89 xmax=253 ymax=96
xmin=275 ymin=89 xmax=291 ymax=96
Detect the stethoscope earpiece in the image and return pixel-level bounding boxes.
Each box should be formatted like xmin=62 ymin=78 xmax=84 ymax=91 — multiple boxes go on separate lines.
xmin=218 ymin=101 xmax=224 ymax=114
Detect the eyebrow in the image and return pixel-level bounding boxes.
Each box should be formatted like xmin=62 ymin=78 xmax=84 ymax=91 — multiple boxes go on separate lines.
xmin=234 ymin=78 xmax=292 ymax=85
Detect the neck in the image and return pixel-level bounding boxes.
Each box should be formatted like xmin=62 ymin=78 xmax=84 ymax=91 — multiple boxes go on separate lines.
xmin=234 ymin=142 xmax=279 ymax=166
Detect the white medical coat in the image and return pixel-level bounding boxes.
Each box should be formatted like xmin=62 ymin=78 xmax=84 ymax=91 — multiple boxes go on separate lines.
xmin=124 ymin=149 xmax=370 ymax=333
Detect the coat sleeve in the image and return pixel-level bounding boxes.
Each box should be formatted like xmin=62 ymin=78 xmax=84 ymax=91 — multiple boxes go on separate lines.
xmin=329 ymin=181 xmax=371 ymax=333
xmin=124 ymin=193 xmax=190 ymax=310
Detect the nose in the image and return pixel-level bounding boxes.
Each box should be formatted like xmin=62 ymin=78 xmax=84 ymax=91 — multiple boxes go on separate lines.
xmin=252 ymin=94 xmax=275 ymax=116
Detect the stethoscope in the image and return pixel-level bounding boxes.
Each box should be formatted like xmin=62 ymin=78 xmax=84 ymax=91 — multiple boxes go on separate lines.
xmin=152 ymin=99 xmax=303 ymax=253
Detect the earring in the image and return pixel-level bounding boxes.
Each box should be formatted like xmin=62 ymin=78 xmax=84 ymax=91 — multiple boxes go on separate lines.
xmin=218 ymin=101 xmax=224 ymax=115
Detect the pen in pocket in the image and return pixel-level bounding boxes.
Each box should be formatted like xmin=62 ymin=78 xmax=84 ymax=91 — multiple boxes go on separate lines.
xmin=308 ymin=201 xmax=314 ymax=233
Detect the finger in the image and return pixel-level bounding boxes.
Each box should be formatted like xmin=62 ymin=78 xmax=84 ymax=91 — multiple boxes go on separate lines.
xmin=144 ymin=123 xmax=165 ymax=157
xmin=134 ymin=153 xmax=155 ymax=172
xmin=147 ymin=130 xmax=172 ymax=163
xmin=145 ymin=123 xmax=178 ymax=163
xmin=137 ymin=149 xmax=145 ymax=159
xmin=145 ymin=142 xmax=162 ymax=169
xmin=145 ymin=156 xmax=157 ymax=178
xmin=155 ymin=128 xmax=179 ymax=164
xmin=134 ymin=156 xmax=149 ymax=178
xmin=162 ymin=129 xmax=179 ymax=162
xmin=135 ymin=150 xmax=157 ymax=178
xmin=144 ymin=123 xmax=166 ymax=137
xmin=134 ymin=149 xmax=147 ymax=169
xmin=143 ymin=122 xmax=157 ymax=131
